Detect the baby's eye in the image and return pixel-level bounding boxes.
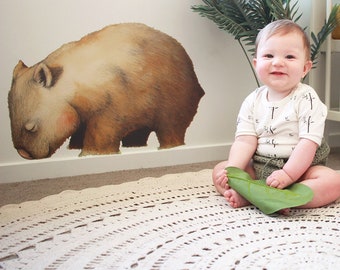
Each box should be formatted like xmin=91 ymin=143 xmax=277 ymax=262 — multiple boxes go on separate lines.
xmin=263 ymin=54 xmax=273 ymax=58
xmin=286 ymin=55 xmax=295 ymax=59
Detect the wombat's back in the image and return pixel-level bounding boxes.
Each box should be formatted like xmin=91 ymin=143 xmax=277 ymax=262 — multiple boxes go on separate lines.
xmin=44 ymin=23 xmax=204 ymax=97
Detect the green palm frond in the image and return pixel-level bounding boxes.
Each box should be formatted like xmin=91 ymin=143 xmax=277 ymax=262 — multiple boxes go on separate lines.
xmin=311 ymin=5 xmax=339 ymax=67
xmin=192 ymin=0 xmax=302 ymax=55
xmin=266 ymin=0 xmax=302 ymax=21
xmin=192 ymin=0 xmax=338 ymax=86
xmin=191 ymin=0 xmax=248 ymax=39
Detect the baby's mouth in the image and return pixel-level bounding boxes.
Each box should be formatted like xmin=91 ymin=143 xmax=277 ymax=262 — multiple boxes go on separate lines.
xmin=270 ymin=71 xmax=286 ymax=75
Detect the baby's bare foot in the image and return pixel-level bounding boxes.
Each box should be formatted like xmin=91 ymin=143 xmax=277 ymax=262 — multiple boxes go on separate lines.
xmin=278 ymin=208 xmax=290 ymax=215
xmin=223 ymin=189 xmax=250 ymax=208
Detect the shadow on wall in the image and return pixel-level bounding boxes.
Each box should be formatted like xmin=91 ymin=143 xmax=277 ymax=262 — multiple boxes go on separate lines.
xmin=8 ymin=23 xmax=205 ymax=160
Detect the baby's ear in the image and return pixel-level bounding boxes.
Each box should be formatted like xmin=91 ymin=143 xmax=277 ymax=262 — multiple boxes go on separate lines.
xmin=252 ymin=58 xmax=257 ymax=68
xmin=303 ymin=60 xmax=313 ymax=77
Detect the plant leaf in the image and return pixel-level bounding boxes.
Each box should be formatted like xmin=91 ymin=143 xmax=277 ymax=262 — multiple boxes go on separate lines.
xmin=310 ymin=4 xmax=339 ymax=67
xmin=192 ymin=0 xmax=337 ymax=83
xmin=191 ymin=0 xmax=248 ymax=39
xmin=226 ymin=166 xmax=314 ymax=215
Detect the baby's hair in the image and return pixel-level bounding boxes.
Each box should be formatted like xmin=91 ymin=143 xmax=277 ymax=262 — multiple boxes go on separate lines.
xmin=255 ymin=19 xmax=311 ymax=60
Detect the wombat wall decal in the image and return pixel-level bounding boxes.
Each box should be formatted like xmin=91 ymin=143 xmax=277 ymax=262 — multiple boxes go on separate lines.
xmin=8 ymin=23 xmax=205 ymax=159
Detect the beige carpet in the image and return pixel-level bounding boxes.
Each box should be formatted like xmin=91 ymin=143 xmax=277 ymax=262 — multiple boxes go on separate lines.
xmin=1 ymin=147 xmax=340 ymax=207
xmin=0 ymin=161 xmax=218 ymax=207
xmin=1 ymin=169 xmax=339 ymax=269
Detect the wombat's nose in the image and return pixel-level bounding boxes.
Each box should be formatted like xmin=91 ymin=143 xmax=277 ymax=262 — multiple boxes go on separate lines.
xmin=17 ymin=149 xmax=33 ymax=159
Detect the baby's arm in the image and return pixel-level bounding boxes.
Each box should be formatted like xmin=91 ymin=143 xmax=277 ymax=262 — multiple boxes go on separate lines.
xmin=228 ymin=135 xmax=258 ymax=169
xmin=266 ymin=138 xmax=318 ymax=189
xmin=213 ymin=135 xmax=257 ymax=194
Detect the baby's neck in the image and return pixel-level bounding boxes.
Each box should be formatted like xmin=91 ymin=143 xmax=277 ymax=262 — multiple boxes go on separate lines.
xmin=266 ymin=85 xmax=298 ymax=102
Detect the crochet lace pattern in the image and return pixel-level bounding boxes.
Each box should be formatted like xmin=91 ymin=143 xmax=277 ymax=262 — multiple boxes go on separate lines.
xmin=0 ymin=169 xmax=339 ymax=269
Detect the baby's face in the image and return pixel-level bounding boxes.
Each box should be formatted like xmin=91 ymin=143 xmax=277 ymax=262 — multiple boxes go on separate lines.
xmin=253 ymin=31 xmax=312 ymax=99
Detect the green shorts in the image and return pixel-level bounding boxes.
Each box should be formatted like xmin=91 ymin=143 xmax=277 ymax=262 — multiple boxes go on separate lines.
xmin=253 ymin=139 xmax=330 ymax=180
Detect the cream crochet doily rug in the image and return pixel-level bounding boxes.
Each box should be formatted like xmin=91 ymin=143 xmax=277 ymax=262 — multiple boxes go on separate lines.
xmin=0 ymin=169 xmax=339 ymax=270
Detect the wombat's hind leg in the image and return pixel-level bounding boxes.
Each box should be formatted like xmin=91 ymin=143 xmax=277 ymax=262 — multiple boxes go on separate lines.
xmin=122 ymin=127 xmax=152 ymax=147
xmin=156 ymin=128 xmax=186 ymax=149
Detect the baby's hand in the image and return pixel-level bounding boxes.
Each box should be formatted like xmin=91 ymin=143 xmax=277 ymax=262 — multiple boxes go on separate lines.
xmin=215 ymin=169 xmax=230 ymax=191
xmin=266 ymin=169 xmax=293 ymax=189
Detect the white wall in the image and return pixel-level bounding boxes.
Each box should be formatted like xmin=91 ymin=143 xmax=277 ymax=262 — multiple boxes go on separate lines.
xmin=0 ymin=0 xmax=312 ymax=183
xmin=309 ymin=0 xmax=340 ymax=148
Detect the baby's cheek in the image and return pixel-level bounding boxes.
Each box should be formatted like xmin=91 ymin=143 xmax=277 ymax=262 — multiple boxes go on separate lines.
xmin=255 ymin=63 xmax=266 ymax=77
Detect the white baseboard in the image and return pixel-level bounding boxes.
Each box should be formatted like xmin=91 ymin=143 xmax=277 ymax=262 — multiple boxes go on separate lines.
xmin=0 ymin=143 xmax=230 ymax=183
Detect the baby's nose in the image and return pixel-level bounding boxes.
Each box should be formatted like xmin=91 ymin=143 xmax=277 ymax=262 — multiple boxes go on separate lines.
xmin=272 ymin=57 xmax=284 ymax=66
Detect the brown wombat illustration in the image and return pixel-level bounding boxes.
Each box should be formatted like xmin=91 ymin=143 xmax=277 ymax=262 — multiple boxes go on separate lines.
xmin=8 ymin=23 xmax=205 ymax=159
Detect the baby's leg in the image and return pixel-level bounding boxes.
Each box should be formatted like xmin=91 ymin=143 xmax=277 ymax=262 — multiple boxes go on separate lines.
xmin=297 ymin=165 xmax=340 ymax=208
xmin=224 ymin=189 xmax=250 ymax=208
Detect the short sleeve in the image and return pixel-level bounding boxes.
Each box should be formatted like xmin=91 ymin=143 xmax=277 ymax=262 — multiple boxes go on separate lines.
xmin=296 ymin=86 xmax=327 ymax=146
xmin=235 ymin=91 xmax=257 ymax=138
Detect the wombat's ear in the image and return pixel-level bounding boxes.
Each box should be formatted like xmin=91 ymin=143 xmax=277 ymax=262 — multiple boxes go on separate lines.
xmin=33 ymin=63 xmax=53 ymax=88
xmin=13 ymin=60 xmax=28 ymax=78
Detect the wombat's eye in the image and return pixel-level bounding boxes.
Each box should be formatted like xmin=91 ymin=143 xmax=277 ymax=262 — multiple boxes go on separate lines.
xmin=25 ymin=121 xmax=38 ymax=133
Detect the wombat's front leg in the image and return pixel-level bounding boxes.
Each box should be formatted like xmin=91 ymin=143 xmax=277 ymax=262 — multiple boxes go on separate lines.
xmin=80 ymin=118 xmax=121 ymax=156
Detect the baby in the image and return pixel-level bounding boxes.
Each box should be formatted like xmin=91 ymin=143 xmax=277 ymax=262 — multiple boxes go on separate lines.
xmin=213 ymin=19 xmax=340 ymax=211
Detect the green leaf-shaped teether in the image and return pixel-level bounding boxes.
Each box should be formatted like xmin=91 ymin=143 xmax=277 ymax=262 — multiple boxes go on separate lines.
xmin=226 ymin=166 xmax=314 ymax=215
